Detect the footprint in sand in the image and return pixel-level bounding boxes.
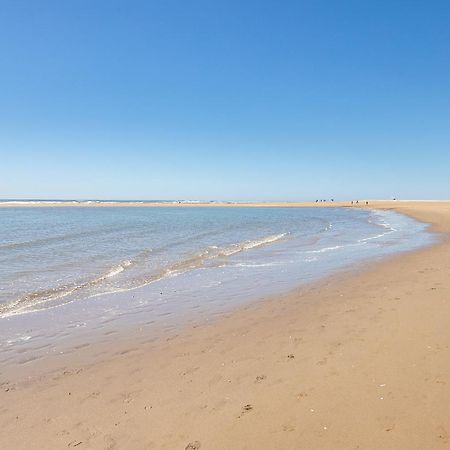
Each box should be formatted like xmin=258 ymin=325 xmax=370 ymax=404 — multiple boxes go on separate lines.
xmin=185 ymin=441 xmax=201 ymax=450
xmin=237 ymin=404 xmax=254 ymax=418
xmin=437 ymin=425 xmax=450 ymax=443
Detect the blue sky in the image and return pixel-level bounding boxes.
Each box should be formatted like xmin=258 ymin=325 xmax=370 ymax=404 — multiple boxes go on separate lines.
xmin=1 ymin=0 xmax=449 ymax=200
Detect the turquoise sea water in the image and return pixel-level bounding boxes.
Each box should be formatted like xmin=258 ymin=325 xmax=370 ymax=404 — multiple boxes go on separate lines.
xmin=0 ymin=206 xmax=435 ymax=368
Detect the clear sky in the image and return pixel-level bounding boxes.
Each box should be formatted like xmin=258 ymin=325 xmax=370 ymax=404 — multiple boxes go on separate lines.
xmin=1 ymin=1 xmax=449 ymax=200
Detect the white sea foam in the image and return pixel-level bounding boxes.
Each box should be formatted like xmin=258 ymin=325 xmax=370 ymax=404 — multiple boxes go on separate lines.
xmin=102 ymin=260 xmax=132 ymax=279
xmin=0 ymin=200 xmax=57 ymax=205
xmin=5 ymin=335 xmax=32 ymax=345
xmin=233 ymin=262 xmax=281 ymax=268
xmin=0 ymin=233 xmax=288 ymax=317
xmin=358 ymin=231 xmax=392 ymax=243
xmin=304 ymin=245 xmax=345 ymax=254
xmin=218 ymin=233 xmax=287 ymax=256
xmin=0 ymin=259 xmax=136 ymax=317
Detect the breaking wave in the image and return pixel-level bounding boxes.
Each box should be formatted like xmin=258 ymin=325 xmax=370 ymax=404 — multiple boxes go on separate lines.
xmin=0 ymin=233 xmax=287 ymax=317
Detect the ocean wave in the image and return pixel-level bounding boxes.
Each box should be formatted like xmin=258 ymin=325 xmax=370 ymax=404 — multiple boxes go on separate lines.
xmin=358 ymin=230 xmax=394 ymax=243
xmin=233 ymin=262 xmax=281 ymax=268
xmin=148 ymin=233 xmax=287 ymax=277
xmin=0 ymin=258 xmax=137 ymax=318
xmin=367 ymin=211 xmax=398 ymax=232
xmin=101 ymin=260 xmax=133 ymax=279
xmin=0 ymin=224 xmax=134 ymax=251
xmin=0 ymin=201 xmax=62 ymax=205
xmin=304 ymin=245 xmax=345 ymax=254
xmin=0 ymin=232 xmax=288 ymax=317
xmin=216 ymin=233 xmax=287 ymax=256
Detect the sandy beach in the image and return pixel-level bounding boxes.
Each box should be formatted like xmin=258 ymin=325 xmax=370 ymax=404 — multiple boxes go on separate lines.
xmin=1 ymin=200 xmax=450 ymax=449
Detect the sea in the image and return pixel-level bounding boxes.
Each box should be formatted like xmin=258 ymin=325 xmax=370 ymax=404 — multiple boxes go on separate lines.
xmin=0 ymin=203 xmax=436 ymax=369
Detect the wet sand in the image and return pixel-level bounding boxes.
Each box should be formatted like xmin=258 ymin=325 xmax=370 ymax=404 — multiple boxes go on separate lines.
xmin=1 ymin=200 xmax=450 ymax=449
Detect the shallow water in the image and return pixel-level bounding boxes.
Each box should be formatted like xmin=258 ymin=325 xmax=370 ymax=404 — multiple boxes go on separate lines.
xmin=0 ymin=206 xmax=436 ymax=370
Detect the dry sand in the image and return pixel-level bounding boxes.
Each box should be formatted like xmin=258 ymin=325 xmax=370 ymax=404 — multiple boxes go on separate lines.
xmin=1 ymin=200 xmax=450 ymax=449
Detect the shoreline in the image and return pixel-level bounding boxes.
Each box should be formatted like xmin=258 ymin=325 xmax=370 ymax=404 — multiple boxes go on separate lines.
xmin=0 ymin=220 xmax=430 ymax=382
xmin=0 ymin=206 xmax=432 ymax=373
xmin=1 ymin=201 xmax=450 ymax=449
xmin=0 ymin=199 xmax=447 ymax=208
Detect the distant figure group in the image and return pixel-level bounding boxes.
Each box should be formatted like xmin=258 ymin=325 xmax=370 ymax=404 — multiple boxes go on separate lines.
xmin=350 ymin=200 xmax=369 ymax=205
xmin=312 ymin=199 xmax=372 ymax=206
